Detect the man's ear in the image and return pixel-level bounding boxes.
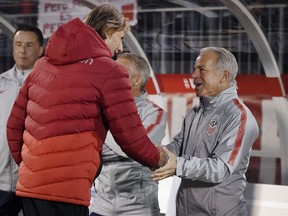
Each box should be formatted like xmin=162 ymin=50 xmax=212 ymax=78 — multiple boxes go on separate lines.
xmin=134 ymin=74 xmax=142 ymax=87
xmin=220 ymin=70 xmax=230 ymax=83
xmin=39 ymin=46 xmax=44 ymax=57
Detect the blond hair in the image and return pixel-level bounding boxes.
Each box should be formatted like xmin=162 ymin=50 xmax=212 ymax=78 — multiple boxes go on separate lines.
xmin=84 ymin=4 xmax=130 ymax=40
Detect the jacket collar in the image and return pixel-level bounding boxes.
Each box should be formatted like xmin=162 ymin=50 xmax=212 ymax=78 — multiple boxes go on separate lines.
xmin=1 ymin=65 xmax=18 ymax=82
xmin=134 ymin=90 xmax=147 ymax=106
xmin=199 ymin=85 xmax=238 ymax=110
xmin=1 ymin=65 xmax=32 ymax=84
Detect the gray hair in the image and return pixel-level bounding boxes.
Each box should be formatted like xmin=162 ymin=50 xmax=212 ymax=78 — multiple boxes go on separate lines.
xmin=200 ymin=47 xmax=238 ymax=85
xmin=117 ymin=53 xmax=150 ymax=91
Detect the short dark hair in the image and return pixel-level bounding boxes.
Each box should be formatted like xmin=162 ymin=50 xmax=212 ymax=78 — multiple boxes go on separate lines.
xmin=14 ymin=24 xmax=44 ymax=46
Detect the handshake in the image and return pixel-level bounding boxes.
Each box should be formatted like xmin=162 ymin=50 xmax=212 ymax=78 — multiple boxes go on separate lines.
xmin=152 ymin=146 xmax=177 ymax=181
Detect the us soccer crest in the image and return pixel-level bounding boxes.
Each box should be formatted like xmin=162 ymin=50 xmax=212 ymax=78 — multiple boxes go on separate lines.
xmin=206 ymin=119 xmax=218 ymax=136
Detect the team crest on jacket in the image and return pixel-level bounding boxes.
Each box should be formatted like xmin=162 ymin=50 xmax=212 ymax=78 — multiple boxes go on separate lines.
xmin=206 ymin=120 xmax=218 ymax=136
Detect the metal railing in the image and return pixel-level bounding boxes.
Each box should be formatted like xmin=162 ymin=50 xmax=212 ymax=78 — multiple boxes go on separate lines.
xmin=1 ymin=2 xmax=287 ymax=75
xmin=132 ymin=3 xmax=287 ymax=75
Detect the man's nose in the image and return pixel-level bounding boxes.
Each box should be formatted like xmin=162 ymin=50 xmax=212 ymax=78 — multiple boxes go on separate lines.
xmin=191 ymin=69 xmax=198 ymax=78
xmin=118 ymin=42 xmax=124 ymax=53
xmin=19 ymin=45 xmax=27 ymax=53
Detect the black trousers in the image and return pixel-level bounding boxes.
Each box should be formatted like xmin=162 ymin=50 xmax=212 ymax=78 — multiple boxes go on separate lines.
xmin=0 ymin=190 xmax=22 ymax=216
xmin=22 ymin=197 xmax=89 ymax=216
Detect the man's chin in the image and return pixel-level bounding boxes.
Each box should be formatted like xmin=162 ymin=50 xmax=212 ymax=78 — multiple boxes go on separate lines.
xmin=16 ymin=64 xmax=30 ymax=71
xmin=195 ymin=91 xmax=206 ymax=97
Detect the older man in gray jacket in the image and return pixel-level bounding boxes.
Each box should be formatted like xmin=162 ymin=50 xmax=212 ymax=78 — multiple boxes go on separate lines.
xmin=153 ymin=47 xmax=259 ymax=216
xmin=0 ymin=25 xmax=43 ymax=216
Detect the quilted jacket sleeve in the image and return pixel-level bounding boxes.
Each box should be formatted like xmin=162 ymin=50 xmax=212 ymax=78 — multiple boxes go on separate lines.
xmin=101 ymin=65 xmax=160 ymax=168
xmin=6 ymin=78 xmax=29 ymax=166
xmin=102 ymin=97 xmax=167 ymax=161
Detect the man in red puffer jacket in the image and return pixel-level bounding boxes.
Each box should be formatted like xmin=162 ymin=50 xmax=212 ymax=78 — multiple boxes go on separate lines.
xmin=6 ymin=4 xmax=168 ymax=216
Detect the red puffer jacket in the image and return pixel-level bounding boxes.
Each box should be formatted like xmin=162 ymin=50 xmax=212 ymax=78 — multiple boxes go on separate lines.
xmin=6 ymin=18 xmax=160 ymax=206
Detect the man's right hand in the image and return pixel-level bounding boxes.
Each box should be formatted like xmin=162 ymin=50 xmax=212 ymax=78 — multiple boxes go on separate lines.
xmin=156 ymin=146 xmax=169 ymax=168
xmin=153 ymin=147 xmax=177 ymax=181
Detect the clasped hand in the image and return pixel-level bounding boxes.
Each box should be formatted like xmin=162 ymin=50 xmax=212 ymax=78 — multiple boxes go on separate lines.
xmin=153 ymin=146 xmax=177 ymax=181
